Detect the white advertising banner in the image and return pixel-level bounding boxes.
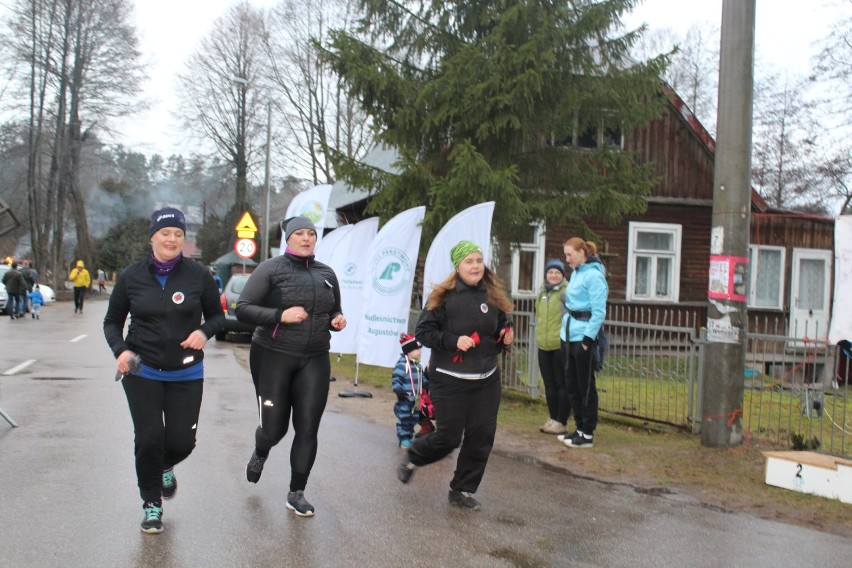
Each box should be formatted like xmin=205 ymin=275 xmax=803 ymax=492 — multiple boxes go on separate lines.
xmin=357 ymin=206 xmax=426 ymax=367
xmin=829 ymin=215 xmax=852 ymax=343
xmin=314 ymin=224 xmax=353 ymax=265
xmin=422 ymin=201 xmax=495 ymax=303
xmin=322 ymin=218 xmax=379 ymax=354
xmin=282 ymin=183 xmax=333 ymax=249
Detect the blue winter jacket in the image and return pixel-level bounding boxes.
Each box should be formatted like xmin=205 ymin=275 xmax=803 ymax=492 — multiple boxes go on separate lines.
xmin=560 ymin=258 xmax=608 ymax=344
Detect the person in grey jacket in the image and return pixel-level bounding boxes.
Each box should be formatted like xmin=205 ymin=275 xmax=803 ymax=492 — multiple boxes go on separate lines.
xmin=397 ymin=240 xmax=514 ymax=511
xmin=235 ymin=215 xmax=345 ymax=518
xmin=103 ymin=207 xmax=224 ymax=534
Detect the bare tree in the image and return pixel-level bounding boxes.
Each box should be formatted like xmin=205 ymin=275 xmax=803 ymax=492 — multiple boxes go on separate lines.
xmin=751 ymin=72 xmax=826 ymax=211
xmin=176 ymin=0 xmax=267 ymax=216
xmin=633 ymin=23 xmax=719 ymax=134
xmin=818 ymin=145 xmax=852 ymax=214
xmin=2 ymin=0 xmax=144 ymax=285
xmin=263 ymin=0 xmax=371 ymax=184
xmin=814 ymin=0 xmax=852 ymax=129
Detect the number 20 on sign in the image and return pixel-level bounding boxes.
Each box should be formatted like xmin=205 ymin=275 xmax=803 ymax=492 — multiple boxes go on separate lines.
xmin=235 ymin=238 xmax=257 ymax=259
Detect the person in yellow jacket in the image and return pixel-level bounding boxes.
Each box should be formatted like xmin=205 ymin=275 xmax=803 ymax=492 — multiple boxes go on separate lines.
xmin=69 ymin=260 xmax=91 ymax=314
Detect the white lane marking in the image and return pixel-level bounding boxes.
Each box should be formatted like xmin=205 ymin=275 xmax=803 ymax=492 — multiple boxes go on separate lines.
xmin=3 ymin=359 xmax=36 ymax=375
xmin=70 ymin=334 xmax=87 ymax=343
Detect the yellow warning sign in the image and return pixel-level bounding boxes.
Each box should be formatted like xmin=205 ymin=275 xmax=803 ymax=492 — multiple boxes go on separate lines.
xmin=235 ymin=212 xmax=258 ymax=238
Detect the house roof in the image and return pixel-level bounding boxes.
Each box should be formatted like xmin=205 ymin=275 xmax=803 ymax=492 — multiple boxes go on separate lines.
xmin=326 ymin=144 xmax=401 ymax=228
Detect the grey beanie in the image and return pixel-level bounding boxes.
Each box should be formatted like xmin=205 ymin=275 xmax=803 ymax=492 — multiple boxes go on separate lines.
xmin=282 ymin=216 xmax=317 ymax=242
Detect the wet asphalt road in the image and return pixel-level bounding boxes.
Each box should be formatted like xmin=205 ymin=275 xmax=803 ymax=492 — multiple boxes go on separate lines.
xmin=0 ymin=299 xmax=849 ymax=568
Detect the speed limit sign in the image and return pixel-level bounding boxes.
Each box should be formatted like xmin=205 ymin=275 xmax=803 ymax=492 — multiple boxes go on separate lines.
xmin=234 ymin=238 xmax=257 ymax=259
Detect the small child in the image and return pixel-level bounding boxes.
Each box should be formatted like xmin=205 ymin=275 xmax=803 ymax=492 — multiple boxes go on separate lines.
xmin=28 ymin=284 xmax=45 ymax=319
xmin=392 ymin=333 xmax=430 ymax=448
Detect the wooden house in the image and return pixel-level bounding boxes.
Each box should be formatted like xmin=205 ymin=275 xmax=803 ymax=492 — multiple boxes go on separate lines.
xmin=530 ymin=87 xmax=835 ymax=342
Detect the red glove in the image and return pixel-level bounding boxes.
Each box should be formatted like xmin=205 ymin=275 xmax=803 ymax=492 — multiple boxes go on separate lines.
xmin=453 ymin=332 xmax=481 ymax=363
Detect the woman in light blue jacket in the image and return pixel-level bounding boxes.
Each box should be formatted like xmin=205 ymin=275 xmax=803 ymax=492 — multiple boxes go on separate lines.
xmin=559 ymin=238 xmax=607 ymax=448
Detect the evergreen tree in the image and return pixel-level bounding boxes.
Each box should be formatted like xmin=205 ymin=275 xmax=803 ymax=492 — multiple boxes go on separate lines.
xmin=321 ymin=0 xmax=670 ymax=243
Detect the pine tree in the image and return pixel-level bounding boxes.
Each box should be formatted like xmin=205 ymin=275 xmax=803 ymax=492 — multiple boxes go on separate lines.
xmin=321 ymin=0 xmax=670 ymax=244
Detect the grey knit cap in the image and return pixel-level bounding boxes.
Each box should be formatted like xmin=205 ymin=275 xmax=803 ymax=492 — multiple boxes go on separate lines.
xmin=282 ymin=216 xmax=317 ymax=242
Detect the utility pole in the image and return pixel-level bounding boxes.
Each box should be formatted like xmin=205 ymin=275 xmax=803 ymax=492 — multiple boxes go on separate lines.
xmin=262 ymin=102 xmax=272 ymax=261
xmin=701 ymin=0 xmax=756 ymax=447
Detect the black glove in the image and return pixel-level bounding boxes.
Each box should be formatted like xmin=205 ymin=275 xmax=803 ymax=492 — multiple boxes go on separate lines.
xmin=394 ymin=390 xmax=408 ymax=402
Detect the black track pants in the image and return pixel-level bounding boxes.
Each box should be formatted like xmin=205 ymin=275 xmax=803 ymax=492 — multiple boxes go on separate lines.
xmin=563 ymin=340 xmax=599 ymax=434
xmin=122 ymin=375 xmax=203 ymax=503
xmin=250 ymin=344 xmax=330 ymax=492
xmin=538 ymin=348 xmax=570 ymax=424
xmin=408 ymin=369 xmax=501 ymax=493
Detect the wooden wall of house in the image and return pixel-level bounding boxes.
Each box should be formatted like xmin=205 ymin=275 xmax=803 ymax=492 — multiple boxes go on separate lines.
xmin=545 ymin=202 xmax=713 ymax=304
xmin=624 ymin=101 xmax=716 ymax=201
xmin=750 ymin=214 xmax=834 ymax=249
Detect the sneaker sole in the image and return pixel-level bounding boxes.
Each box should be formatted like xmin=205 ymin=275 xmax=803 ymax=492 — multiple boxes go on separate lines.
xmin=448 ymin=498 xmax=481 ymax=511
xmin=285 ymin=503 xmax=315 ymax=517
xmin=566 ymin=441 xmax=593 ymax=448
xmin=141 ymin=525 xmax=164 ymax=534
xmin=162 ymin=489 xmax=177 ymax=499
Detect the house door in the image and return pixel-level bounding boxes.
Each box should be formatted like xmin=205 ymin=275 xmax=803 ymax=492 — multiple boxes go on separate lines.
xmin=789 ymin=248 xmax=832 ymax=341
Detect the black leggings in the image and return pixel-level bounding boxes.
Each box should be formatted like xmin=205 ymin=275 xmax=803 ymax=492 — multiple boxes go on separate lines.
xmin=122 ymin=375 xmax=203 ymax=503
xmin=249 ymin=344 xmax=330 ymax=492
xmin=73 ymin=286 xmax=86 ymax=311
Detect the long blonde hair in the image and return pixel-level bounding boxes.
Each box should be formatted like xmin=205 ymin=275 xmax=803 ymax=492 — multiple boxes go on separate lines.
xmin=426 ymin=267 xmax=514 ymax=312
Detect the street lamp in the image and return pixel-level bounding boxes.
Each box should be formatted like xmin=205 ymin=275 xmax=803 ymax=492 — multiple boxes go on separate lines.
xmin=232 ymin=76 xmax=272 ymax=260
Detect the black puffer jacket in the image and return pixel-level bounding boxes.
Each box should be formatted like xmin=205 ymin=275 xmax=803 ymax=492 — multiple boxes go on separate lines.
xmin=235 ymin=251 xmax=342 ymax=357
xmin=103 ymin=255 xmax=225 ymax=370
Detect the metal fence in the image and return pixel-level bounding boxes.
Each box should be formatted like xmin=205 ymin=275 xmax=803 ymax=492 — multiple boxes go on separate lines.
xmin=515 ymin=302 xmax=851 ymax=458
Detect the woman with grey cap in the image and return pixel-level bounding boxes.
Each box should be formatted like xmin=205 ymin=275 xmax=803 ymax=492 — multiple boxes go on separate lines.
xmin=235 ymin=215 xmax=345 ymax=518
xmin=103 ymin=207 xmax=225 ymax=534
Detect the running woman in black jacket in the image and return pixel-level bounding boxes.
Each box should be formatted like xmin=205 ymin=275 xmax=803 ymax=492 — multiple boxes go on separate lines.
xmin=235 ymin=215 xmax=345 ymax=517
xmin=398 ymin=240 xmax=514 ymax=511
xmin=103 ymin=208 xmax=224 ymax=534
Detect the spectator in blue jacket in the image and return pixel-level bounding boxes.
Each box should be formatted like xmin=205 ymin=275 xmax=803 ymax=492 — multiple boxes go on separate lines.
xmin=27 ymin=285 xmax=45 ymax=319
xmin=559 ymin=238 xmax=608 ymax=449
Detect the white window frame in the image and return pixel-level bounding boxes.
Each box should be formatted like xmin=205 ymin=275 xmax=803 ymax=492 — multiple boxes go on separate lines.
xmin=511 ymin=223 xmax=545 ymax=297
xmin=747 ymin=244 xmax=785 ymax=310
xmin=626 ymin=221 xmax=682 ymax=303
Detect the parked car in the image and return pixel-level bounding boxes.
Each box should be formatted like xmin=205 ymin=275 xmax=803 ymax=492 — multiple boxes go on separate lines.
xmin=216 ymin=273 xmax=255 ymax=341
xmin=37 ymin=284 xmax=56 ymax=303
xmin=0 ymin=264 xmax=56 ymax=313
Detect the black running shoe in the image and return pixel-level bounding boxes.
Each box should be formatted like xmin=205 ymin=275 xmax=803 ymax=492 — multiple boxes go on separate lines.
xmin=286 ymin=490 xmax=315 ymax=517
xmin=448 ymin=490 xmax=481 ymax=510
xmin=140 ymin=502 xmax=163 ymax=534
xmin=567 ymin=434 xmax=594 ymax=448
xmin=161 ymin=468 xmax=177 ymax=499
xmin=397 ymin=461 xmax=415 ymax=484
xmin=246 ymin=450 xmax=267 ymax=483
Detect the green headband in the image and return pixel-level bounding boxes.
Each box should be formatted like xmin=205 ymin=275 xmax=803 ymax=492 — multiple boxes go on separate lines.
xmin=450 ymin=240 xmax=482 ymax=268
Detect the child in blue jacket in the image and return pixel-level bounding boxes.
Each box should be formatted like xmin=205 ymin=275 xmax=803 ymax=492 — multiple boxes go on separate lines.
xmin=392 ymin=334 xmax=432 ymax=448
xmin=27 ymin=284 xmax=45 ymax=319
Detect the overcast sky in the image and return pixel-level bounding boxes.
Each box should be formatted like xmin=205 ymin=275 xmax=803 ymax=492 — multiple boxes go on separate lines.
xmin=115 ymin=0 xmax=848 ymax=157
